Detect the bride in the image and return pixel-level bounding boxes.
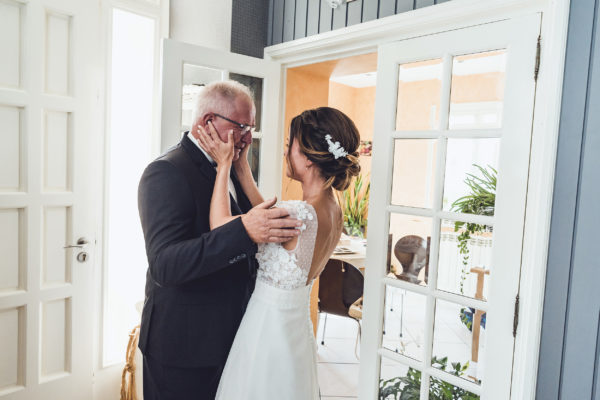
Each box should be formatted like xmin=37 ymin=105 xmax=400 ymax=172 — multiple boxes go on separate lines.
xmin=195 ymin=107 xmax=361 ymax=399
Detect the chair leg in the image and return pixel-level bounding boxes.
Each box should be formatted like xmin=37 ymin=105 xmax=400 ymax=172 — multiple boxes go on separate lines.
xmin=320 ymin=313 xmax=328 ymax=345
xmin=399 ymin=290 xmax=405 ymax=338
xmin=354 ymin=318 xmax=362 ymax=360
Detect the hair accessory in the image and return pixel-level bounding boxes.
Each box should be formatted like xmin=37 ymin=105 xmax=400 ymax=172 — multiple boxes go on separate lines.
xmin=325 ymin=134 xmax=348 ymax=159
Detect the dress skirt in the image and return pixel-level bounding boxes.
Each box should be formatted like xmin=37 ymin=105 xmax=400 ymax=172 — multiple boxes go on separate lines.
xmin=216 ymin=279 xmax=319 ymax=400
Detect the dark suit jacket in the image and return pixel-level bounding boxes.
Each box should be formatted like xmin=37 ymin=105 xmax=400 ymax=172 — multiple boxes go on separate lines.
xmin=137 ymin=134 xmax=258 ymax=368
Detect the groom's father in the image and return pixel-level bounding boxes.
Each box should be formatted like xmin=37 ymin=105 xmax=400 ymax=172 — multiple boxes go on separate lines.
xmin=138 ymin=80 xmax=300 ymax=399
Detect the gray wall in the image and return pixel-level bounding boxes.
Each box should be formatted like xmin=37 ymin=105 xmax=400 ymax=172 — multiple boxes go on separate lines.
xmin=231 ymin=0 xmax=271 ymax=58
xmin=536 ymin=0 xmax=600 ymax=398
xmin=268 ymin=0 xmax=451 ymax=45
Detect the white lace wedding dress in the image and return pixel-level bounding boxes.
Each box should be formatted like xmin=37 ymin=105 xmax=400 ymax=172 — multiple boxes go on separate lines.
xmin=216 ymin=200 xmax=320 ymax=400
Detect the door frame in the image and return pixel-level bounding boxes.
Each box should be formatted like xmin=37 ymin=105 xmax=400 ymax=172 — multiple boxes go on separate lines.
xmin=92 ymin=0 xmax=169 ymax=398
xmin=264 ymin=0 xmax=571 ymax=398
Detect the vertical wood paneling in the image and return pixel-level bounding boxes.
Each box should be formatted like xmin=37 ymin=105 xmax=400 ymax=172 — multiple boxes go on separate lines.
xmin=283 ymin=0 xmax=296 ymax=42
xmin=306 ymin=0 xmax=320 ymax=36
xmin=362 ymin=0 xmax=378 ymax=22
xmin=537 ymin=0 xmax=600 ymax=399
xmin=272 ymin=0 xmax=284 ymax=44
xmin=347 ymin=0 xmax=363 ymax=26
xmin=319 ymin=0 xmax=333 ymax=33
xmin=379 ymin=0 xmax=396 ymax=18
xmin=396 ymin=0 xmax=414 ymax=13
xmin=559 ymin=1 xmax=600 ymax=395
xmin=295 ymin=0 xmax=308 ymax=39
xmin=267 ymin=0 xmax=456 ymax=44
xmin=332 ymin=2 xmax=347 ymax=30
xmin=416 ymin=0 xmax=435 ymax=8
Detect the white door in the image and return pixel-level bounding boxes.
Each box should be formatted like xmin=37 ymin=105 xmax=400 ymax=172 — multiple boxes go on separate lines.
xmin=359 ymin=15 xmax=540 ymax=399
xmin=160 ymin=39 xmax=282 ymax=197
xmin=0 ymin=0 xmax=99 ymax=399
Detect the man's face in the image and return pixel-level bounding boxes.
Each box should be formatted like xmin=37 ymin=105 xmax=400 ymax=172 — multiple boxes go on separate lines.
xmin=207 ymin=97 xmax=255 ymax=162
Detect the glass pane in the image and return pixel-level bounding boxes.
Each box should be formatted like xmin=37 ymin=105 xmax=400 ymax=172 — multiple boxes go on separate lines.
xmin=442 ymin=138 xmax=500 ymax=213
xmin=396 ymin=58 xmax=443 ymax=131
xmin=380 ymin=357 xmax=416 ymax=399
xmin=391 ymin=139 xmax=437 ymax=209
xmin=428 ymin=379 xmax=480 ymax=399
xmin=432 ymin=299 xmax=486 ymax=385
xmin=105 ymin=8 xmax=156 ymax=365
xmin=181 ymin=64 xmax=224 ymax=129
xmin=229 ymin=73 xmax=263 ymax=132
xmin=388 ymin=214 xmax=432 ymax=286
xmin=246 ymin=138 xmax=260 ymax=182
xmin=382 ymin=287 xmax=426 ymax=361
xmin=449 ymin=50 xmax=507 ymax=130
xmin=437 ymin=219 xmax=493 ymax=300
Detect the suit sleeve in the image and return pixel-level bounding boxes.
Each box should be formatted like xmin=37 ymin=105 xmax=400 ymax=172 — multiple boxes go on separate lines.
xmin=138 ymin=160 xmax=257 ymax=287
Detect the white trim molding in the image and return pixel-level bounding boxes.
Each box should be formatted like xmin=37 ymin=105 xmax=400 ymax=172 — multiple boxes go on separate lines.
xmin=264 ymin=0 xmax=570 ymax=398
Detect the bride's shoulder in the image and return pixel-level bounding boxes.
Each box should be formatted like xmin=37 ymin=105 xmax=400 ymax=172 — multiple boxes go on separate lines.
xmin=278 ymin=200 xmax=317 ymax=227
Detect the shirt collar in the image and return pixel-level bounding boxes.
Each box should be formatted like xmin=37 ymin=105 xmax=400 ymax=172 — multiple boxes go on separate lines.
xmin=187 ymin=132 xmax=216 ymax=166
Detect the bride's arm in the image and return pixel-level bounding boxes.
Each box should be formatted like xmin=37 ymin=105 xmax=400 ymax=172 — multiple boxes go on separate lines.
xmin=196 ymin=124 xmax=239 ymax=229
xmin=233 ymin=149 xmax=264 ymax=207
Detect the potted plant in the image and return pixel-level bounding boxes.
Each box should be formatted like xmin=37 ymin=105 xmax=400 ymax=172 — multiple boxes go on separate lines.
xmin=450 ymin=164 xmax=496 ymax=328
xmin=379 ymin=356 xmax=480 ymax=399
xmin=337 ymin=173 xmax=370 ymax=238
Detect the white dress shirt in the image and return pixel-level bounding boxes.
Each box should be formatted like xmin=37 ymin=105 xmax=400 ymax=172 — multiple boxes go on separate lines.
xmin=187 ymin=132 xmax=238 ymax=203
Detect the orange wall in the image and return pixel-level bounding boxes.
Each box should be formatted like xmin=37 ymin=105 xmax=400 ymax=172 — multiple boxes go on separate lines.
xmin=281 ymin=68 xmax=330 ymax=201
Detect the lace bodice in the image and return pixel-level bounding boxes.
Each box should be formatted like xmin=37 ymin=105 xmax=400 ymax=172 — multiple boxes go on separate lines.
xmin=256 ymin=200 xmax=318 ymax=290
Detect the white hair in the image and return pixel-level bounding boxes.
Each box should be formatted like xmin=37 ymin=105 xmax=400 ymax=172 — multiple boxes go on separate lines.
xmin=191 ymin=80 xmax=255 ymax=124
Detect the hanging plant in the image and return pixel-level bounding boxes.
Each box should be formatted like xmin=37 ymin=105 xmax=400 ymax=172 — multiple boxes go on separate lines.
xmin=450 ymin=164 xmax=497 ymax=294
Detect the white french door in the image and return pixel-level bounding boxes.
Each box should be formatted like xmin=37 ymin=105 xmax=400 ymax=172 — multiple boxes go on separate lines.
xmin=359 ymin=15 xmax=540 ymax=400
xmin=0 ymin=0 xmax=100 ymax=399
xmin=160 ymin=39 xmax=282 ymax=197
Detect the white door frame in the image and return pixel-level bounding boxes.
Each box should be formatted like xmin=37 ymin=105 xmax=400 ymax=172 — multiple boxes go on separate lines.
xmin=92 ymin=0 xmax=169 ymax=398
xmin=264 ymin=0 xmax=571 ymax=398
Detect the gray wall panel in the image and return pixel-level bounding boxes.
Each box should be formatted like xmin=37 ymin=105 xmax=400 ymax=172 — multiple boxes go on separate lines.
xmin=379 ymin=0 xmax=396 ymax=18
xmin=319 ymin=0 xmax=333 ymax=33
xmin=537 ymin=0 xmax=600 ymax=398
xmin=306 ymin=0 xmax=321 ymax=36
xmin=295 ymin=0 xmax=308 ymax=39
xmin=231 ymin=0 xmax=270 ymax=58
xmin=560 ymin=3 xmax=600 ymax=395
xmin=396 ymin=0 xmax=413 ymax=13
xmin=416 ymin=0 xmax=434 ymax=8
xmin=272 ymin=0 xmax=285 ymax=44
xmin=332 ymin=2 xmax=348 ymax=30
xmin=283 ymin=0 xmax=296 ymax=42
xmin=347 ymin=0 xmax=363 ymax=26
xmin=362 ymin=0 xmax=378 ymax=22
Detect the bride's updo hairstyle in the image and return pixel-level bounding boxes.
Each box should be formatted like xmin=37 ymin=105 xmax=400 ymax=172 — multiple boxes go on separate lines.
xmin=288 ymin=107 xmax=361 ymax=191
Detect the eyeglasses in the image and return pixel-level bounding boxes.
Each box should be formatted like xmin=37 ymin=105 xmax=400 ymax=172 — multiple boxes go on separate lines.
xmin=214 ymin=113 xmax=255 ymax=134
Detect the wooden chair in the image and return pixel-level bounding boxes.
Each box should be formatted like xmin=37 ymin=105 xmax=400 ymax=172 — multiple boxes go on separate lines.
xmin=318 ymin=259 xmax=364 ymax=358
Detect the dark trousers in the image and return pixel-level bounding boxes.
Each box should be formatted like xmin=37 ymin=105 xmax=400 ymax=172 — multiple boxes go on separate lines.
xmin=143 ymin=354 xmax=222 ymax=400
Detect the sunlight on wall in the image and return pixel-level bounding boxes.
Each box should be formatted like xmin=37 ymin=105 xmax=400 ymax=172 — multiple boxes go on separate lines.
xmin=104 ymin=8 xmax=155 ymax=366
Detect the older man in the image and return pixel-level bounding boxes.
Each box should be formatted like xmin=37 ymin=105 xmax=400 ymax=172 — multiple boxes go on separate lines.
xmin=137 ymin=81 xmax=300 ymax=399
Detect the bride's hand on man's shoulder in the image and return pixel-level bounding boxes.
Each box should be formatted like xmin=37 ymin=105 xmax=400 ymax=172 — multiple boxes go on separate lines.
xmin=196 ymin=122 xmax=234 ymax=166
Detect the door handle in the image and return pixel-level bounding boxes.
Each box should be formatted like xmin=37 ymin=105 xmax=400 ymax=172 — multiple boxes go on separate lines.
xmin=63 ymin=237 xmax=88 ymax=249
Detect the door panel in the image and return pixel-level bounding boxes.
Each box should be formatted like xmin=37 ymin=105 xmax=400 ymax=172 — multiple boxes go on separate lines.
xmin=0 ymin=0 xmax=99 ymax=398
xmin=360 ymin=15 xmax=540 ymax=399
xmin=160 ymin=39 xmax=282 ymax=196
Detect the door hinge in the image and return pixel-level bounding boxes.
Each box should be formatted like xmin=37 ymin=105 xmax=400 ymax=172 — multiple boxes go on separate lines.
xmin=534 ymin=35 xmax=541 ymax=81
xmin=513 ymin=294 xmax=520 ymax=337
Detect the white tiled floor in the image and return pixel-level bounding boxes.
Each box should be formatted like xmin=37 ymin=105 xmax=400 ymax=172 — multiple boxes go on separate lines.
xmin=316 ymin=288 xmax=486 ymax=398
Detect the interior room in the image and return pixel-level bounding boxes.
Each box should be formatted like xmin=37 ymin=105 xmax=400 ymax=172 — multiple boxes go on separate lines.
xmin=0 ymin=0 xmax=597 ymax=399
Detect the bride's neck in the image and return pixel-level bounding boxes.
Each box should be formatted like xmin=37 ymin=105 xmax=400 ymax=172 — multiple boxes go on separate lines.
xmin=301 ymin=174 xmax=333 ymax=203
